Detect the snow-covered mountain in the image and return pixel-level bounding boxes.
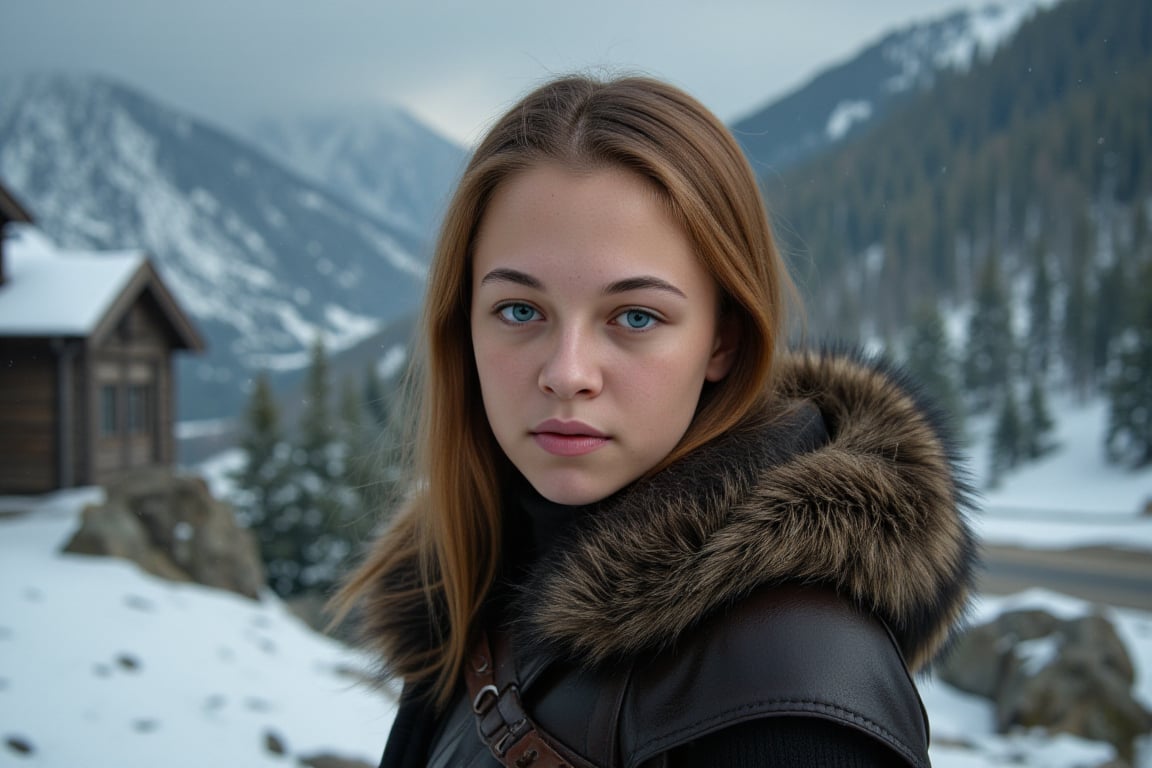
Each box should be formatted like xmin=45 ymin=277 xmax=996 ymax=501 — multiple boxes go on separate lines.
xmin=731 ymin=0 xmax=1059 ymax=171
xmin=0 ymin=73 xmax=435 ymax=420
xmin=246 ymin=109 xmax=467 ymax=241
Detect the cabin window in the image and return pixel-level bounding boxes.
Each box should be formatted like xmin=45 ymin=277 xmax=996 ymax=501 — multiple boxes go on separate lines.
xmin=127 ymin=384 xmax=152 ymax=434
xmin=100 ymin=385 xmax=119 ymax=435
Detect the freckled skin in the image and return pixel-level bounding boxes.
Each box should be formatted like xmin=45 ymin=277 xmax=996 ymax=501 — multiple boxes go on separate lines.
xmin=470 ymin=164 xmax=736 ymax=505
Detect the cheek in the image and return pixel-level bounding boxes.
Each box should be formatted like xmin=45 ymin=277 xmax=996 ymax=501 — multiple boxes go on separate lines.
xmin=622 ymin=353 xmax=708 ymax=427
xmin=473 ymin=339 xmax=529 ymax=421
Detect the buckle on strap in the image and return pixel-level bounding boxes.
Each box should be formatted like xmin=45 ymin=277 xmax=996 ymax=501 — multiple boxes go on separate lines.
xmin=465 ymin=630 xmax=578 ymax=768
xmin=472 ymin=684 xmax=499 ymax=715
xmin=474 ymin=682 xmax=531 ymax=755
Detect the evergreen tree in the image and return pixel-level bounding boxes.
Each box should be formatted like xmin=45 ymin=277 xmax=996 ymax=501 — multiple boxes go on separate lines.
xmin=1024 ymin=378 xmax=1057 ymax=460
xmin=1105 ymin=261 xmax=1152 ymax=467
xmin=989 ymin=386 xmax=1024 ymax=486
xmin=232 ymin=372 xmax=291 ymax=559
xmin=1092 ymin=256 xmax=1128 ymax=377
xmin=1062 ymin=213 xmax=1096 ymax=397
xmin=298 ymin=336 xmax=335 ymax=484
xmin=903 ymin=301 xmax=965 ymax=434
xmin=260 ymin=336 xmax=356 ymax=597
xmin=1133 ymin=205 xmax=1150 ymax=258
xmin=363 ymin=363 xmax=390 ymax=429
xmin=1026 ymin=243 xmax=1054 ymax=377
xmin=340 ymin=374 xmax=377 ymax=521
xmin=963 ymin=248 xmax=1015 ymax=411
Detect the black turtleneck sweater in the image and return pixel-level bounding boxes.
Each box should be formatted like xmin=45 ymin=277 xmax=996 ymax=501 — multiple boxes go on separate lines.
xmin=514 ymin=485 xmax=903 ymax=768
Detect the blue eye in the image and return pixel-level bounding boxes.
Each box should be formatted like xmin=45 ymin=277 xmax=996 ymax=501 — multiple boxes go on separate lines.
xmin=498 ymin=303 xmax=540 ymax=323
xmin=618 ymin=309 xmax=656 ymax=330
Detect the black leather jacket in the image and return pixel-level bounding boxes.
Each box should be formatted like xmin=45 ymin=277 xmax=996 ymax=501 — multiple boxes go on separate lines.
xmin=421 ymin=585 xmax=929 ymax=768
xmin=363 ymin=351 xmax=976 ymax=768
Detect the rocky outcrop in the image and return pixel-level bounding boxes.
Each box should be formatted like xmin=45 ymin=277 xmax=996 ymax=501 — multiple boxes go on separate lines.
xmin=939 ymin=608 xmax=1152 ymax=763
xmin=64 ymin=468 xmax=265 ymax=599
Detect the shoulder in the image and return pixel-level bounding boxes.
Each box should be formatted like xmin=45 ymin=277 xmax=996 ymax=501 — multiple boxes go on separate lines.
xmin=619 ymin=584 xmax=930 ymax=768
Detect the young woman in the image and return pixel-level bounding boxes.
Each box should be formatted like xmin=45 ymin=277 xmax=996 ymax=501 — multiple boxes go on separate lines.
xmin=336 ymin=74 xmax=975 ymax=768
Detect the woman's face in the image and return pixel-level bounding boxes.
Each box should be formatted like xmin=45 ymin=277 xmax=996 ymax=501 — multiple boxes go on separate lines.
xmin=470 ymin=163 xmax=736 ymax=505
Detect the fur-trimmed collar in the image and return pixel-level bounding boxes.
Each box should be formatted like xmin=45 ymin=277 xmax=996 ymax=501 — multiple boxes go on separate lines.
xmin=362 ymin=349 xmax=977 ymax=675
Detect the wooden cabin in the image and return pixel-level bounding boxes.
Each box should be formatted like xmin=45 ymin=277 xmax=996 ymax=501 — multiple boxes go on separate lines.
xmin=0 ymin=191 xmax=204 ymax=494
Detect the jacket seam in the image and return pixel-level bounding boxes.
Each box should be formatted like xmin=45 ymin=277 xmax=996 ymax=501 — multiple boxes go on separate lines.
xmin=633 ymin=698 xmax=923 ymax=768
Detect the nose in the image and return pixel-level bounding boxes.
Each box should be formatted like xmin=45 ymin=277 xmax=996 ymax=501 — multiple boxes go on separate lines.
xmin=538 ymin=326 xmax=602 ymax=399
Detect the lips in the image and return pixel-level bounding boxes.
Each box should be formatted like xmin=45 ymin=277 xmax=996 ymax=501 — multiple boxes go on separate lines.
xmin=532 ymin=419 xmax=609 ymax=457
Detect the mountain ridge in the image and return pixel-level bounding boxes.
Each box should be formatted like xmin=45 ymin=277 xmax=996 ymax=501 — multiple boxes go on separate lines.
xmin=245 ymin=108 xmax=466 ymax=241
xmin=0 ymin=72 xmax=446 ymax=419
xmin=731 ymin=0 xmax=1056 ymax=173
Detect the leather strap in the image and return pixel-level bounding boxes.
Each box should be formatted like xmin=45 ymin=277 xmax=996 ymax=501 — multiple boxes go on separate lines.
xmin=466 ymin=631 xmax=589 ymax=768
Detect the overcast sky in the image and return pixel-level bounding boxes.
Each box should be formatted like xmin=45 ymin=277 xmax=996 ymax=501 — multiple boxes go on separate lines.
xmin=2 ymin=1 xmax=974 ymax=146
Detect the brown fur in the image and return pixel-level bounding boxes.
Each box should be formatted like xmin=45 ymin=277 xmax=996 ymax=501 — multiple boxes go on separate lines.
xmin=356 ymin=349 xmax=977 ymax=680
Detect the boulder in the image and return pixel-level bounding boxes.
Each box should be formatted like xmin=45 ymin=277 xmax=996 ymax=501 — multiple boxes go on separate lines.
xmin=938 ymin=609 xmax=1060 ymax=699
xmin=938 ymin=608 xmax=1152 ymax=762
xmin=64 ymin=468 xmax=265 ymax=599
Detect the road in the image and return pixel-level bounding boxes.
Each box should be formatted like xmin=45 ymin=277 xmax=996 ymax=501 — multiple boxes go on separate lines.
xmin=980 ymin=545 xmax=1152 ymax=611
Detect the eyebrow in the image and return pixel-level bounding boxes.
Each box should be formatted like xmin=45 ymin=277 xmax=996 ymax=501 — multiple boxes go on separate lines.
xmin=479 ymin=268 xmax=543 ymax=290
xmin=479 ymin=268 xmax=686 ymax=299
xmin=604 ymin=276 xmax=686 ymax=299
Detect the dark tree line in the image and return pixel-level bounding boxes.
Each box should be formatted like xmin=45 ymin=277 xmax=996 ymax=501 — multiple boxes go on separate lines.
xmin=763 ymin=0 xmax=1152 ymax=474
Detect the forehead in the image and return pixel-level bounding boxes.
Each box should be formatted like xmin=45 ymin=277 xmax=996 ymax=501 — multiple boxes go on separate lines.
xmin=471 ymin=163 xmax=704 ymax=287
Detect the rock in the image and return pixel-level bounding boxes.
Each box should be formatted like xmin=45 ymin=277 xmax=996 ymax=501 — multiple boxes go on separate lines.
xmin=132 ymin=719 xmax=160 ymax=733
xmin=5 ymin=735 xmax=34 ymax=755
xmin=939 ymin=607 xmax=1152 ymax=762
xmin=286 ymin=592 xmax=333 ymax=635
xmin=64 ymin=468 xmax=265 ymax=599
xmin=64 ymin=497 xmax=189 ymax=583
xmin=999 ymin=614 xmax=1149 ymax=763
xmin=264 ymin=729 xmax=287 ymax=755
xmin=938 ymin=609 xmax=1061 ymax=698
xmin=116 ymin=653 xmax=141 ymax=672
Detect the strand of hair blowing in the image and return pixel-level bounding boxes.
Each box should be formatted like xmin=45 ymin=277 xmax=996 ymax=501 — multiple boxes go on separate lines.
xmin=332 ymin=74 xmax=799 ymax=709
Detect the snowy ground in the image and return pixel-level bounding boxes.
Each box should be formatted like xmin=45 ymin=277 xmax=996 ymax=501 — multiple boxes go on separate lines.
xmin=0 ymin=489 xmax=397 ymax=768
xmin=972 ymin=394 xmax=1152 ymax=552
xmin=2 ymin=395 xmax=1149 ymax=767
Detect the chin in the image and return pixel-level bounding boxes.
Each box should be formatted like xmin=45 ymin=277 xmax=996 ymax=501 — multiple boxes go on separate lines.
xmin=530 ymin=475 xmax=623 ymax=507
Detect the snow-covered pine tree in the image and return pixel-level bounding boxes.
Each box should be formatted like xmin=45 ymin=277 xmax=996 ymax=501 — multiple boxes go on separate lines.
xmin=339 ymin=374 xmax=382 ymax=537
xmin=903 ymin=301 xmax=965 ymax=434
xmin=1062 ymin=213 xmax=1096 ymax=398
xmin=232 ymin=372 xmax=291 ymax=572
xmin=964 ymin=247 xmax=1015 ymax=412
xmin=1106 ymin=260 xmax=1152 ymax=468
xmin=990 ymin=385 xmax=1024 ymax=487
xmin=1026 ymin=241 xmax=1054 ymax=377
xmin=1024 ymin=377 xmax=1057 ymax=460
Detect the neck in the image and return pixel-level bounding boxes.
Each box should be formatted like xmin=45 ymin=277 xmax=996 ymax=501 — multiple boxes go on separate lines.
xmin=512 ymin=477 xmax=597 ymax=562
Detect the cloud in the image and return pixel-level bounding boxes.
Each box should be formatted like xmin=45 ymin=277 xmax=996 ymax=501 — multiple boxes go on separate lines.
xmin=0 ymin=0 xmax=969 ymax=144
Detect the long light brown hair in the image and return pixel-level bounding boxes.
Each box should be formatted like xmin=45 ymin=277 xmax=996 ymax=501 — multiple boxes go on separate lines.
xmin=334 ymin=74 xmax=799 ymax=707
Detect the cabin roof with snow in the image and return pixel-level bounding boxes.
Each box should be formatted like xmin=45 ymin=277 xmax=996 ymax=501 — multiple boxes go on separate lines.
xmin=0 ymin=183 xmax=33 ymax=225
xmin=0 ymin=224 xmax=202 ymax=348
xmin=0 ymin=182 xmax=205 ymax=494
